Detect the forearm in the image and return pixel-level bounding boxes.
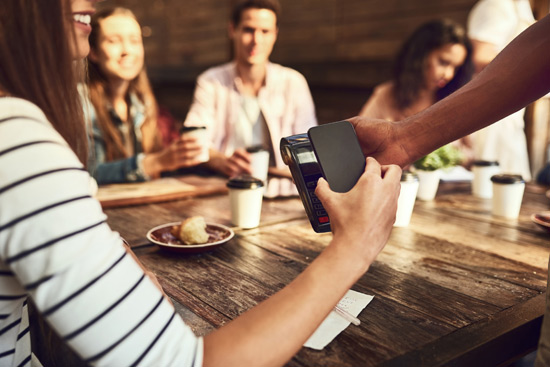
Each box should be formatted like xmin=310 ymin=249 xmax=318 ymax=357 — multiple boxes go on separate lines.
xmin=203 ymin=237 xmax=369 ymax=367
xmin=142 ymin=152 xmax=163 ymax=178
xmin=399 ymin=15 xmax=550 ymax=163
xmin=94 ymin=156 xmax=147 ymax=184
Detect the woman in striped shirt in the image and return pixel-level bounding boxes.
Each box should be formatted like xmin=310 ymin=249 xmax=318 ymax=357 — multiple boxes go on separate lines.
xmin=0 ymin=0 xmax=401 ymax=366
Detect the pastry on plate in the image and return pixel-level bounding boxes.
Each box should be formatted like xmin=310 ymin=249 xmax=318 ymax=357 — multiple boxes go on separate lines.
xmin=170 ymin=216 xmax=209 ymax=245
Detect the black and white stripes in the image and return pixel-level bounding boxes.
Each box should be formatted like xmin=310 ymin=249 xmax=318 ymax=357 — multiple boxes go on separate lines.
xmin=0 ymin=98 xmax=202 ymax=366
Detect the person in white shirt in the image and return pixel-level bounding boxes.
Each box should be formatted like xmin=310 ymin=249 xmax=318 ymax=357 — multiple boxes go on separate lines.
xmin=0 ymin=0 xmax=401 ymax=365
xmin=184 ymin=0 xmax=317 ymax=192
xmin=467 ymin=0 xmax=534 ymax=180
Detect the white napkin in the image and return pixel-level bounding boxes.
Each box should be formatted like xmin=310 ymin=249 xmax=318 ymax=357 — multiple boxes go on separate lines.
xmin=304 ymin=290 xmax=373 ymax=350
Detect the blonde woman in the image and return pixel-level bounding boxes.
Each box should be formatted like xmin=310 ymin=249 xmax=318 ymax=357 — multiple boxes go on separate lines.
xmin=85 ymin=7 xmax=203 ymax=184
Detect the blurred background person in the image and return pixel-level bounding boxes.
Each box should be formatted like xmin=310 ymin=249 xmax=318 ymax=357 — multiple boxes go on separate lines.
xmin=359 ymin=19 xmax=475 ymax=166
xmin=84 ymin=7 xmax=204 ymax=185
xmin=183 ymin=0 xmax=317 ymax=195
xmin=467 ymin=0 xmax=534 ymax=180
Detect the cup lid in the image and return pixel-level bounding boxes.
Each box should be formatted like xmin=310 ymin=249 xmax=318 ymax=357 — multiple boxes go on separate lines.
xmin=490 ymin=174 xmax=524 ymax=184
xmin=246 ymin=145 xmax=268 ymax=153
xmin=473 ymin=160 xmax=499 ymax=167
xmin=401 ymin=171 xmax=419 ymax=182
xmin=227 ymin=174 xmax=265 ymax=189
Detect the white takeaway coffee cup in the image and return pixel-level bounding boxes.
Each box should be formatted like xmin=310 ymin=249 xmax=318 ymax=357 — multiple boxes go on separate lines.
xmin=181 ymin=126 xmax=209 ymax=163
xmin=472 ymin=160 xmax=500 ymax=198
xmin=246 ymin=145 xmax=270 ymax=184
xmin=394 ymin=171 xmax=419 ymax=227
xmin=227 ymin=175 xmax=264 ymax=229
xmin=415 ymin=169 xmax=441 ymax=201
xmin=490 ymin=174 xmax=525 ymax=219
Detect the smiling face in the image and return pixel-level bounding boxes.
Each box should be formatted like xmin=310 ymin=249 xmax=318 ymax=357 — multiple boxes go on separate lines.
xmin=230 ymin=8 xmax=278 ymax=68
xmin=424 ymin=43 xmax=467 ymax=92
xmin=89 ymin=14 xmax=144 ymax=83
xmin=70 ymin=0 xmax=100 ymax=59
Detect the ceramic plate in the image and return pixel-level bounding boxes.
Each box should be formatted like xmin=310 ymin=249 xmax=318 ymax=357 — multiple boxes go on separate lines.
xmin=147 ymin=222 xmax=234 ymax=253
xmin=531 ymin=211 xmax=550 ymax=233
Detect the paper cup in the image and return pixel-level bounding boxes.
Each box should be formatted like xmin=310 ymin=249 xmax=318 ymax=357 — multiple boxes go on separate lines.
xmin=472 ymin=160 xmax=500 ymax=198
xmin=491 ymin=174 xmax=525 ymax=219
xmin=416 ymin=169 xmax=441 ymax=201
xmin=181 ymin=126 xmax=209 ymax=163
xmin=227 ymin=175 xmax=264 ymax=229
xmin=394 ymin=171 xmax=419 ymax=227
xmin=246 ymin=145 xmax=270 ymax=184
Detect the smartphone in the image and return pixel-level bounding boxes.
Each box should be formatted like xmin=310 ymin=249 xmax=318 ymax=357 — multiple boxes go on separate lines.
xmin=308 ymin=120 xmax=366 ymax=193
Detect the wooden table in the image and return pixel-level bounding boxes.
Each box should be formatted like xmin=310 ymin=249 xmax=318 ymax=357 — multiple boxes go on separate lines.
xmin=105 ymin=177 xmax=550 ymax=366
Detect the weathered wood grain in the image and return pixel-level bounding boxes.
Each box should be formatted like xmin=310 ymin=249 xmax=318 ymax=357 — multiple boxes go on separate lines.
xmin=106 ymin=178 xmax=549 ymax=366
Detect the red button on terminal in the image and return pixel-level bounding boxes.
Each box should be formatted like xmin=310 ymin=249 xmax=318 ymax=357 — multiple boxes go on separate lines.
xmin=318 ymin=216 xmax=329 ymax=223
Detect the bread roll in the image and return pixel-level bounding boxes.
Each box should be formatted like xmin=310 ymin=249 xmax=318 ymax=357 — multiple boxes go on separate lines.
xmin=171 ymin=216 xmax=209 ymax=245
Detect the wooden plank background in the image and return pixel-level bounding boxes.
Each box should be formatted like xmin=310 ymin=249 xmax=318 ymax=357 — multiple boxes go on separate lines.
xmin=97 ymin=0 xmax=548 ymax=124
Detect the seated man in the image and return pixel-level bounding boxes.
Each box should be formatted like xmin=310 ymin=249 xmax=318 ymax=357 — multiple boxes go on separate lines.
xmin=184 ymin=0 xmax=317 ymax=196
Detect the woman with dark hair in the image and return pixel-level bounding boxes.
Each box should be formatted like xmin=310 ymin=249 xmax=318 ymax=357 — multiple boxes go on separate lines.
xmin=360 ymin=18 xmax=474 ymax=122
xmin=0 ymin=0 xmax=401 ymax=365
xmin=85 ymin=7 xmax=203 ymax=184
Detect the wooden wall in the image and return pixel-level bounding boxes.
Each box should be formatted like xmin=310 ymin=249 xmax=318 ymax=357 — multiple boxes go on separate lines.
xmin=100 ymin=0 xmax=482 ymax=123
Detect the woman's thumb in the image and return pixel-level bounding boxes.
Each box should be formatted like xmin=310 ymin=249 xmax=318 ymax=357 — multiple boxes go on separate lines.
xmin=315 ymin=177 xmax=331 ymax=203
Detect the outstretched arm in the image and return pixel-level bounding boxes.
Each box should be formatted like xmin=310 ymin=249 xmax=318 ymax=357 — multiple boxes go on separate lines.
xmin=203 ymin=158 xmax=401 ymax=367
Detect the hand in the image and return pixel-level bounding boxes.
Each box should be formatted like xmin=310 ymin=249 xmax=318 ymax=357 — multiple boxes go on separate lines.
xmin=315 ymin=157 xmax=401 ymax=264
xmin=348 ymin=116 xmax=413 ymax=168
xmin=207 ymin=148 xmax=252 ymax=177
xmin=143 ymin=135 xmax=204 ymax=177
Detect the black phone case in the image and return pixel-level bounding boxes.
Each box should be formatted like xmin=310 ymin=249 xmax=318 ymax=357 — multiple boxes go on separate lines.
xmin=308 ymin=121 xmax=366 ymax=193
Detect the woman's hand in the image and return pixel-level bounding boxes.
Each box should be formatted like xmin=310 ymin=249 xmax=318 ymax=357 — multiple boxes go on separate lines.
xmin=142 ymin=134 xmax=204 ymax=177
xmin=203 ymin=157 xmax=401 ymax=367
xmin=315 ymin=157 xmax=401 ymax=265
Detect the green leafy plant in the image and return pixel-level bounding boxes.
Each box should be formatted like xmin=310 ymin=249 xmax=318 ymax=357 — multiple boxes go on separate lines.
xmin=413 ymin=144 xmax=463 ymax=171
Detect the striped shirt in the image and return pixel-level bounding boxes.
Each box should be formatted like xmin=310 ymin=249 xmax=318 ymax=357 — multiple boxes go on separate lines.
xmin=0 ymin=98 xmax=202 ymax=366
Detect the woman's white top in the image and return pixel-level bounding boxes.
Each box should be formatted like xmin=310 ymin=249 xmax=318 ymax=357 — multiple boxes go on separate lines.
xmin=0 ymin=97 xmax=202 ymax=366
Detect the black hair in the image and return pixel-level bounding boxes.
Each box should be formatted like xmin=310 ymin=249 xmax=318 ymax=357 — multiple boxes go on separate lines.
xmin=231 ymin=0 xmax=281 ymax=27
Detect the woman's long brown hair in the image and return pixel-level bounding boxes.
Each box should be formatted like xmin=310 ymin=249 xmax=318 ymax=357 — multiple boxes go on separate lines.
xmin=87 ymin=7 xmax=161 ymax=161
xmin=0 ymin=0 xmax=87 ymax=164
xmin=392 ymin=18 xmax=474 ymax=111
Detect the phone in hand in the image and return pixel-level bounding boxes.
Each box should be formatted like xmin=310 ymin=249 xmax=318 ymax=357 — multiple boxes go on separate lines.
xmin=308 ymin=120 xmax=366 ymax=193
